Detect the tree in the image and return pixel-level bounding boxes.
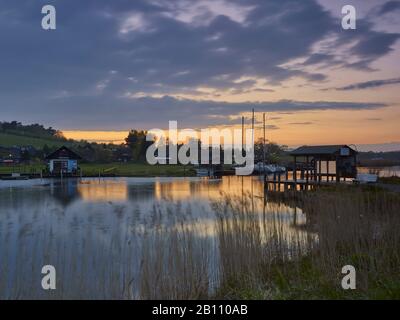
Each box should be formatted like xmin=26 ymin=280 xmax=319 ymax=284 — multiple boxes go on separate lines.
xmin=254 ymin=138 xmax=288 ymax=164
xmin=125 ymin=130 xmax=153 ymax=162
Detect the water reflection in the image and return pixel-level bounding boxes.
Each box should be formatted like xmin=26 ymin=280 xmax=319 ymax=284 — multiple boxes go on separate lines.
xmin=358 ymin=166 xmax=400 ymax=177
xmin=0 ymin=176 xmax=307 ymax=299
xmin=78 ymin=180 xmax=128 ymax=202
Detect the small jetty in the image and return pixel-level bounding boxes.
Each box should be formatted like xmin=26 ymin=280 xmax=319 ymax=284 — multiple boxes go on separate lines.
xmin=265 ymin=145 xmax=358 ymax=192
xmin=0 ymin=173 xmax=29 ymax=181
xmin=195 ymin=164 xmax=235 ymax=178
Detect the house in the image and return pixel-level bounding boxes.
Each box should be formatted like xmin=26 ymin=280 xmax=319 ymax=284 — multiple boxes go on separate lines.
xmin=45 ymin=146 xmax=82 ymax=175
xmin=0 ymin=147 xmax=22 ymax=165
xmin=113 ymin=146 xmax=132 ymax=162
xmin=290 ymin=145 xmax=358 ymax=182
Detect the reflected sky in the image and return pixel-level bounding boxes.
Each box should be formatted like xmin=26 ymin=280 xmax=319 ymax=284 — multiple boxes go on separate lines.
xmin=0 ymin=176 xmax=309 ymax=299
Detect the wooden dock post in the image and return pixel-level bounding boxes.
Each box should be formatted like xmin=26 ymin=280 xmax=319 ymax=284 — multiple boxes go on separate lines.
xmin=293 ymin=156 xmax=297 ymax=190
xmin=306 ymin=156 xmax=309 ymax=185
xmin=277 ymin=172 xmax=281 ymax=191
xmin=318 ymin=159 xmax=322 ymax=184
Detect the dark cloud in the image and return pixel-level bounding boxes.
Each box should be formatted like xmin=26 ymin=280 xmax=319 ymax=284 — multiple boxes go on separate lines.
xmin=378 ymin=1 xmax=400 ymax=15
xmin=288 ymin=122 xmax=314 ymax=125
xmin=0 ymin=0 xmax=334 ymax=92
xmin=302 ymin=53 xmax=337 ymax=66
xmin=335 ymin=77 xmax=400 ymax=90
xmin=0 ymin=0 xmax=397 ymax=129
xmin=297 ymin=17 xmax=399 ymax=71
xmin=266 ymin=124 xmax=279 ymax=130
xmin=0 ymin=94 xmax=386 ymax=130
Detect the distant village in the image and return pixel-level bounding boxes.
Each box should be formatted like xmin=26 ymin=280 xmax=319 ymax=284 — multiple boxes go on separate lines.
xmin=0 ymin=121 xmax=136 ymax=167
xmin=0 ymin=144 xmax=133 ymax=166
xmin=1 ymin=121 xmax=400 ymax=170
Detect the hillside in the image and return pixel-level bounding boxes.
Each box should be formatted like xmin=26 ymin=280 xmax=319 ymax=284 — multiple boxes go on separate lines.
xmin=358 ymin=151 xmax=400 ymax=166
xmin=0 ymin=121 xmax=72 ymax=149
xmin=0 ymin=132 xmax=69 ymax=148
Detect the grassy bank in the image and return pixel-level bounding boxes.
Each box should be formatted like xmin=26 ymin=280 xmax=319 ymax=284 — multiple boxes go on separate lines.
xmin=215 ymin=190 xmax=400 ymax=299
xmin=136 ymin=188 xmax=400 ymax=299
xmin=379 ymin=176 xmax=400 ymax=185
xmin=0 ymin=162 xmax=196 ymax=177
xmin=0 ymin=163 xmax=45 ymax=174
xmin=0 ymin=132 xmax=68 ymax=148
xmin=79 ymin=163 xmax=195 ymax=177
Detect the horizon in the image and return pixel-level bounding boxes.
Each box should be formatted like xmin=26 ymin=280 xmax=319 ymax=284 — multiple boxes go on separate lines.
xmin=1 ymin=1 xmax=400 ymax=151
xmin=61 ymin=129 xmax=400 ymax=153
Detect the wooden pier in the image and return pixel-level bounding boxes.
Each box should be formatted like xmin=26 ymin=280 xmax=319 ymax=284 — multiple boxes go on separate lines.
xmin=264 ymin=174 xmax=349 ymax=192
xmin=264 ymin=145 xmax=358 ymax=192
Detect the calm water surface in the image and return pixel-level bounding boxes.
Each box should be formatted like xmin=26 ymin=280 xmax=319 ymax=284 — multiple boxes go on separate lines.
xmin=358 ymin=166 xmax=400 ymax=177
xmin=0 ymin=176 xmax=306 ymax=299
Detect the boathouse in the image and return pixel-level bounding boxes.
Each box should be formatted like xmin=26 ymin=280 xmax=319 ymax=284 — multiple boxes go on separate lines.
xmin=290 ymin=145 xmax=358 ymax=182
xmin=45 ymin=146 xmax=82 ymax=175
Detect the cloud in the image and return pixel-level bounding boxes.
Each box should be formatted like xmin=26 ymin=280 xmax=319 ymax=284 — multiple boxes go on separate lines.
xmin=293 ymin=20 xmax=400 ymax=72
xmin=0 ymin=0 xmax=398 ymax=130
xmin=0 ymin=94 xmax=387 ymax=130
xmin=335 ymin=77 xmax=400 ymax=91
xmin=119 ymin=13 xmax=154 ymax=34
xmin=288 ymin=122 xmax=314 ymax=125
xmin=378 ymin=1 xmax=400 ymax=15
xmin=1 ymin=0 xmax=397 ymax=95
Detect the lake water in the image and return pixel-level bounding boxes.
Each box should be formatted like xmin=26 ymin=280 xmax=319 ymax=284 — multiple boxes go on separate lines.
xmin=358 ymin=166 xmax=400 ymax=177
xmin=0 ymin=176 xmax=307 ymax=299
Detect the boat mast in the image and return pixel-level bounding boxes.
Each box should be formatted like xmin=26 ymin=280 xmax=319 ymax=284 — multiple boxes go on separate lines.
xmin=263 ymin=113 xmax=266 ymax=171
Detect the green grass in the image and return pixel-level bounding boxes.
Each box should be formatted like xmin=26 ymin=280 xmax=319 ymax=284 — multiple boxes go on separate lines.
xmin=0 ymin=163 xmax=46 ymax=174
xmin=379 ymin=176 xmax=400 ymax=185
xmin=0 ymin=162 xmax=195 ymax=177
xmin=79 ymin=163 xmax=195 ymax=177
xmin=0 ymin=132 xmax=68 ymax=148
xmin=215 ymin=256 xmax=400 ymax=300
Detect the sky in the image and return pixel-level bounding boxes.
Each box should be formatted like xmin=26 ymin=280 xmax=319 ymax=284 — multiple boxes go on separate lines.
xmin=0 ymin=0 xmax=399 ymax=150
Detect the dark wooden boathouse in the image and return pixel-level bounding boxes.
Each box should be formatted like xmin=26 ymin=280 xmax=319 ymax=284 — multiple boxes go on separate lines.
xmin=265 ymin=145 xmax=358 ymax=192
xmin=290 ymin=145 xmax=358 ymax=183
xmin=45 ymin=146 xmax=82 ymax=176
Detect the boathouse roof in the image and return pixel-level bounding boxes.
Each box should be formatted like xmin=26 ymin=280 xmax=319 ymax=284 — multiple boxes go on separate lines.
xmin=290 ymin=145 xmax=357 ymax=156
xmin=45 ymin=146 xmax=82 ymax=160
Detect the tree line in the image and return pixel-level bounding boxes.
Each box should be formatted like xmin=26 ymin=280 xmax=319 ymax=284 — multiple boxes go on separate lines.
xmin=0 ymin=122 xmax=289 ymax=164
xmin=0 ymin=121 xmax=65 ymax=140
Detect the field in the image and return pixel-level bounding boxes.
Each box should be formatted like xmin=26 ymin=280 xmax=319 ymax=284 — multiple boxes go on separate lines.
xmin=79 ymin=163 xmax=195 ymax=177
xmin=0 ymin=163 xmax=46 ymax=174
xmin=0 ymin=162 xmax=195 ymax=177
xmin=0 ymin=132 xmax=68 ymax=148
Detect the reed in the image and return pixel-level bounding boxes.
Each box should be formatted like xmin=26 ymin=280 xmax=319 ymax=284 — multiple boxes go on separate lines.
xmin=212 ymin=189 xmax=400 ymax=299
xmin=1 ymin=187 xmax=398 ymax=299
xmin=121 ymin=188 xmax=400 ymax=299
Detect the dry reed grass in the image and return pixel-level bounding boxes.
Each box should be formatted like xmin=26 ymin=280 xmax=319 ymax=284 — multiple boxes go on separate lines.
xmin=136 ymin=188 xmax=400 ymax=299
